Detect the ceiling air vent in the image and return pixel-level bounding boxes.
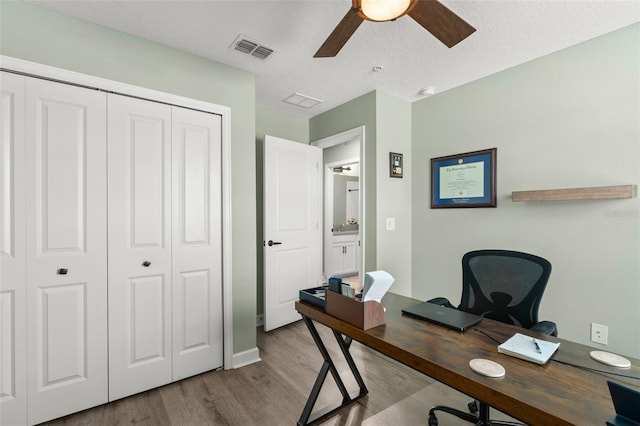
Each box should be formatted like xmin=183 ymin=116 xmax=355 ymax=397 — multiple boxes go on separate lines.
xmin=283 ymin=93 xmax=323 ymax=109
xmin=230 ymin=35 xmax=275 ymax=60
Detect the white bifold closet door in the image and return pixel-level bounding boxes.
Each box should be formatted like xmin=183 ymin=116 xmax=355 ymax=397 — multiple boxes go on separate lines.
xmin=107 ymin=94 xmax=173 ymax=400
xmin=1 ymin=71 xmax=28 ymax=426
xmin=25 ymin=77 xmax=109 ymax=424
xmin=107 ymin=94 xmax=223 ymax=401
xmin=170 ymin=106 xmax=223 ymax=381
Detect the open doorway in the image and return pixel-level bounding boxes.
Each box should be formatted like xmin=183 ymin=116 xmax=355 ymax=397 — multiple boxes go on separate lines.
xmin=311 ymin=126 xmax=365 ymax=288
xmin=324 ymin=157 xmax=360 ymax=283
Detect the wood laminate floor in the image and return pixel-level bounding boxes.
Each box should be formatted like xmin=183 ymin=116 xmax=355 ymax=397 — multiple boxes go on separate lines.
xmin=42 ymin=320 xmax=519 ymax=426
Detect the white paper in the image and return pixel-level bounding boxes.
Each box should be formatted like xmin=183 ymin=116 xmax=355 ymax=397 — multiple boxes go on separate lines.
xmin=498 ymin=333 xmax=560 ymax=364
xmin=362 ymin=270 xmax=395 ymax=303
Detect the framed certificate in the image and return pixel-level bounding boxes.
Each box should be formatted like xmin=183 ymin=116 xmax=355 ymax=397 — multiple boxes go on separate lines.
xmin=431 ymin=148 xmax=497 ymax=208
xmin=390 ymin=152 xmax=403 ymax=178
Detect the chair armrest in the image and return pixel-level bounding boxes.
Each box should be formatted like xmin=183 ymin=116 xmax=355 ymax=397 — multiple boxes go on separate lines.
xmin=529 ymin=320 xmax=558 ymax=337
xmin=427 ymin=297 xmax=456 ymax=309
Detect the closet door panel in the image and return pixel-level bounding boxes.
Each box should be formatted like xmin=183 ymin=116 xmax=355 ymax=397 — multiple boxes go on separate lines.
xmin=0 ymin=72 xmax=27 ymax=426
xmin=172 ymin=107 xmax=223 ymax=380
xmin=108 ymin=94 xmax=172 ymax=401
xmin=36 ymin=283 xmax=88 ymax=383
xmin=129 ymin=275 xmax=166 ymax=363
xmin=25 ymin=77 xmax=108 ymax=425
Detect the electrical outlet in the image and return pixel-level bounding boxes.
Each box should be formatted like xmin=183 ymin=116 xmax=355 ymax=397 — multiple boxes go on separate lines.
xmin=386 ymin=217 xmax=395 ymax=231
xmin=591 ymin=323 xmax=608 ymax=345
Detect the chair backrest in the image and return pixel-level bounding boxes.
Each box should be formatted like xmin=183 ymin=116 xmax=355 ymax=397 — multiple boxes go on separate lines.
xmin=459 ymin=249 xmax=552 ymax=329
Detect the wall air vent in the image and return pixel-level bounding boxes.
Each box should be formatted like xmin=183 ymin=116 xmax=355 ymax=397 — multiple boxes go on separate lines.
xmin=283 ymin=93 xmax=324 ymax=109
xmin=230 ymin=35 xmax=275 ymax=60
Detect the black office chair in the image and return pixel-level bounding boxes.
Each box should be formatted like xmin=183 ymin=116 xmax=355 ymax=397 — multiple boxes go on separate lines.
xmin=427 ymin=249 xmax=557 ymax=426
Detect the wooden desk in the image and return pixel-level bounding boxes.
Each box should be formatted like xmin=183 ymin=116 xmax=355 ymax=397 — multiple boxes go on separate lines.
xmin=295 ymin=293 xmax=640 ymax=426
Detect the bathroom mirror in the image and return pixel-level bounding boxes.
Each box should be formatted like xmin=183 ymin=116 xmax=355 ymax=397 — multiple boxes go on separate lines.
xmin=332 ymin=168 xmax=359 ymax=229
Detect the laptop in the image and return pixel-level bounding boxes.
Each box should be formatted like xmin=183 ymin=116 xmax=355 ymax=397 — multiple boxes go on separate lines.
xmin=402 ymin=301 xmax=482 ymax=332
xmin=607 ymin=381 xmax=640 ymax=426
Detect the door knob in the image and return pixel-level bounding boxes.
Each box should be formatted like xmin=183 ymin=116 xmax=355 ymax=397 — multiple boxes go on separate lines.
xmin=267 ymin=240 xmax=282 ymax=246
xmin=142 ymin=261 xmax=151 ymax=267
xmin=57 ymin=268 xmax=68 ymax=275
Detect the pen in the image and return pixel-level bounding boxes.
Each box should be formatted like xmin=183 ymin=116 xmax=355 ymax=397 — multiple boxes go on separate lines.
xmin=532 ymin=338 xmax=542 ymax=354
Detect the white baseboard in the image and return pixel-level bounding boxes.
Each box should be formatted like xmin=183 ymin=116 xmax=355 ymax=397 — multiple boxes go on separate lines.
xmin=232 ymin=347 xmax=261 ymax=369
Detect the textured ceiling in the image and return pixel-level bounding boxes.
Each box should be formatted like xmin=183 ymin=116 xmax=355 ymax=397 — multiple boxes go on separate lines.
xmin=28 ymin=0 xmax=640 ymax=118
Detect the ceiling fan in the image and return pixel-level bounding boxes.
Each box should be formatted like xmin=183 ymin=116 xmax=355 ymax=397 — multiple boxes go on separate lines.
xmin=314 ymin=0 xmax=476 ymax=58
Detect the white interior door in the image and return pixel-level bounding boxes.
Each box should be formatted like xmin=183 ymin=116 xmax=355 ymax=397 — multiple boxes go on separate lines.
xmin=107 ymin=94 xmax=172 ymax=401
xmin=25 ymin=77 xmax=108 ymax=424
xmin=171 ymin=106 xmax=223 ymax=380
xmin=264 ymin=135 xmax=321 ymax=331
xmin=0 ymin=71 xmax=27 ymax=426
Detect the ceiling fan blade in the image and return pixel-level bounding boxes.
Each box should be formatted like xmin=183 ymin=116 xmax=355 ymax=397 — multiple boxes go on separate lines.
xmin=314 ymin=8 xmax=364 ymax=58
xmin=408 ymin=0 xmax=476 ymax=48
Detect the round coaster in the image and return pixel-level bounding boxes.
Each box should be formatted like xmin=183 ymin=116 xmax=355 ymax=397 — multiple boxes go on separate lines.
xmin=469 ymin=358 xmax=505 ymax=378
xmin=590 ymin=351 xmax=631 ymax=368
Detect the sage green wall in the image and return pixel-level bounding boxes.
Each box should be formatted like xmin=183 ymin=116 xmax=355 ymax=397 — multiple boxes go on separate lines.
xmin=1 ymin=0 xmax=258 ymax=354
xmin=307 ymin=91 xmax=413 ymax=296
xmin=310 ymin=91 xmax=378 ymax=275
xmin=375 ymin=92 xmax=412 ymax=296
xmin=255 ymin=107 xmax=310 ymax=316
xmin=411 ymin=23 xmax=640 ymax=358
xmin=256 ymin=107 xmax=310 ymax=145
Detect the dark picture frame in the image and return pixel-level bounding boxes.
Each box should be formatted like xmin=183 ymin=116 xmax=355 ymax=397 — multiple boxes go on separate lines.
xmin=431 ymin=148 xmax=497 ymax=208
xmin=390 ymin=152 xmax=403 ymax=178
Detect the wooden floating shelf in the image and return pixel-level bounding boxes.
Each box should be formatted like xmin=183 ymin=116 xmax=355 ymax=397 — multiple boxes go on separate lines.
xmin=512 ymin=185 xmax=637 ymax=202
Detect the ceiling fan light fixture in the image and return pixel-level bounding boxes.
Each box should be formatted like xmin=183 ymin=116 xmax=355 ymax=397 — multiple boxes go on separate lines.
xmin=356 ymin=0 xmax=416 ymax=22
xmin=315 ymin=0 xmax=475 ymax=57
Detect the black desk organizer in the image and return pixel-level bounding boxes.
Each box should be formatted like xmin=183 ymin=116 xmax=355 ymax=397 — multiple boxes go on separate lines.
xmin=299 ymin=286 xmax=328 ymax=309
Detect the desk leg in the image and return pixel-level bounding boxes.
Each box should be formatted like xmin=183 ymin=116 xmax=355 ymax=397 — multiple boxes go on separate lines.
xmin=332 ymin=330 xmax=368 ymax=393
xmin=297 ymin=316 xmax=369 ymax=426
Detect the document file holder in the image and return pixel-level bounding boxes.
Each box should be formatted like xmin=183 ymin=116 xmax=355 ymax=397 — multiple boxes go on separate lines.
xmin=325 ymin=290 xmax=385 ymax=330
